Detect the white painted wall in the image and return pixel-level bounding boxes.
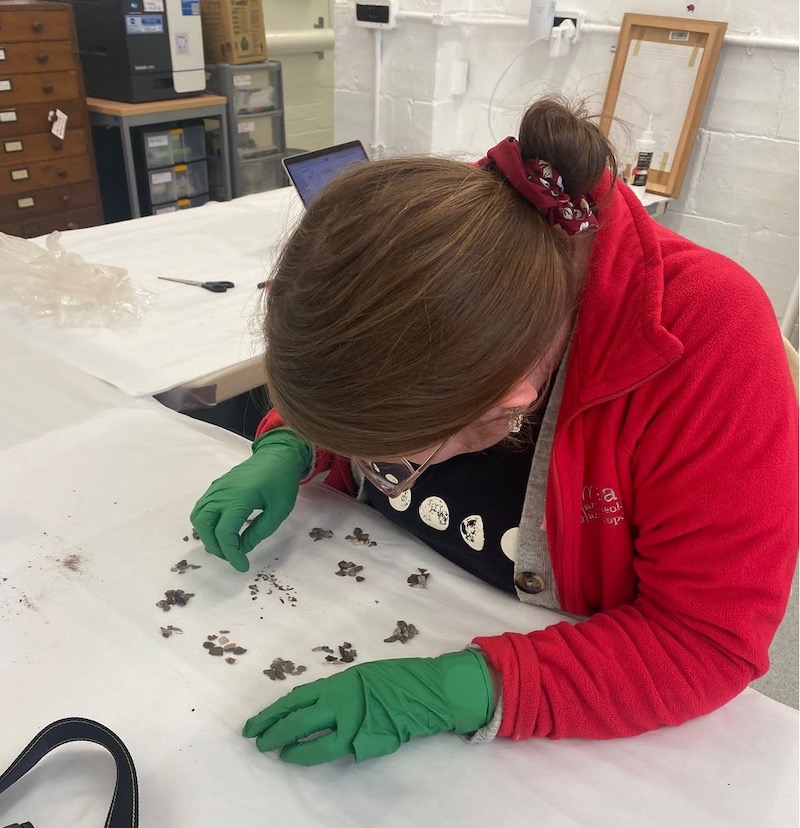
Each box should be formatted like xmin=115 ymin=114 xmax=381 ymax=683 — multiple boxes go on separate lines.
xmin=262 ymin=0 xmax=335 ymax=151
xmin=333 ymin=0 xmax=799 ymax=319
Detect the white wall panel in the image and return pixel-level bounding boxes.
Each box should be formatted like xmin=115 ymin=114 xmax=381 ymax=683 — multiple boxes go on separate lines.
xmin=332 ymin=0 xmax=799 ymax=312
xmin=263 ymin=0 xmax=334 ymax=150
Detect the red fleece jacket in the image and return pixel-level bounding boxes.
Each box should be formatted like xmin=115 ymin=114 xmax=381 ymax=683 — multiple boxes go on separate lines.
xmin=256 ymin=176 xmax=798 ymax=740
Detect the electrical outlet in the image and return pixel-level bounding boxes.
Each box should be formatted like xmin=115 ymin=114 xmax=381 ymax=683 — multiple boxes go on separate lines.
xmin=553 ymin=10 xmax=584 ymax=42
xmin=355 ymin=1 xmax=397 ymax=29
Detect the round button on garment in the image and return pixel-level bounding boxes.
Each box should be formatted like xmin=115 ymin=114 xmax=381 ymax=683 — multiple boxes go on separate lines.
xmin=515 ymin=571 xmax=545 ymax=594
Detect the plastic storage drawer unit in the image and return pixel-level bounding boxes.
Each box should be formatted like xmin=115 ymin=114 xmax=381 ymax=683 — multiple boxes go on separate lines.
xmin=142 ymin=123 xmax=207 ymax=168
xmin=212 ymin=63 xmax=283 ymax=115
xmin=148 ymin=161 xmax=209 ymax=205
xmin=237 ymin=155 xmax=286 ymax=197
xmin=205 ymin=60 xmax=287 ymax=198
xmin=152 ymin=194 xmax=210 ymax=215
xmin=235 ymin=115 xmax=283 ymax=160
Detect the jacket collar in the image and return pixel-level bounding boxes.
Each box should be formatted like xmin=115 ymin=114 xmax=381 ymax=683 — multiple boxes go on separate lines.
xmin=563 ymin=173 xmax=684 ymax=411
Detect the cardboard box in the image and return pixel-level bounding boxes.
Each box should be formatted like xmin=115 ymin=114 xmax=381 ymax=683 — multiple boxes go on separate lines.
xmin=200 ymin=0 xmax=268 ymax=65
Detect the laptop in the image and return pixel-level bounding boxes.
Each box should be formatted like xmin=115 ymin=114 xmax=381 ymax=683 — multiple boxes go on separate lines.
xmin=282 ymin=140 xmax=369 ymax=207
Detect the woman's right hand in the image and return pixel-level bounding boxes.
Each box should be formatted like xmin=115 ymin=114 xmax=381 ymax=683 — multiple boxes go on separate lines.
xmin=190 ymin=429 xmax=312 ymax=572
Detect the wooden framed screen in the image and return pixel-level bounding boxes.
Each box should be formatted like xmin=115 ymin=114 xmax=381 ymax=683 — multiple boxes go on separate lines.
xmin=599 ymin=14 xmax=727 ymax=198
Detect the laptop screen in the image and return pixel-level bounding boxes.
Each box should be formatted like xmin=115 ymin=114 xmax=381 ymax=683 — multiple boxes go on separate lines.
xmin=282 ymin=141 xmax=369 ymax=206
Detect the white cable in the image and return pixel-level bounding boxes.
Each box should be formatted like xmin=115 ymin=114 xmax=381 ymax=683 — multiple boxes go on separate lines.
xmin=394 ymin=10 xmax=800 ymax=51
xmin=487 ymin=33 xmax=550 ymax=143
xmin=372 ymin=28 xmax=383 ymax=157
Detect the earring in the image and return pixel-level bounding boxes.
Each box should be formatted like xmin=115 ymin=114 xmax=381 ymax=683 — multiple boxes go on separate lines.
xmin=508 ymin=407 xmax=524 ymax=433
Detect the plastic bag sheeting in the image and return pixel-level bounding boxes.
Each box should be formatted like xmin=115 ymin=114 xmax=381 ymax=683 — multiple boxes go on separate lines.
xmin=0 ymin=231 xmax=154 ymax=327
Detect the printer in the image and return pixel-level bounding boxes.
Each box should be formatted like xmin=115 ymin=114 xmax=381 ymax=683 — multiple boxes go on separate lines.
xmin=63 ymin=0 xmax=206 ymax=102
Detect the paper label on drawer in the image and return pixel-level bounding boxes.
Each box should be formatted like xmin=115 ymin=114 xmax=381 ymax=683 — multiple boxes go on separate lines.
xmin=0 ymin=49 xmax=6 ymax=61
xmin=17 ymin=196 xmax=35 ymax=209
xmin=233 ymin=74 xmax=252 ymax=88
xmin=151 ymin=171 xmax=173 ymax=184
xmin=143 ymin=0 xmax=164 ymax=10
xmin=4 ymin=140 xmax=22 ymax=152
xmin=49 ymin=108 xmax=67 ymax=140
xmin=0 ymin=109 xmax=16 ymax=123
xmin=148 ymin=134 xmax=170 ymax=148
xmin=155 ymin=205 xmax=176 ymax=214
xmin=0 ymin=79 xmax=11 ymax=92
xmin=237 ymin=121 xmax=255 ymax=134
xmin=11 ymin=168 xmax=29 ymax=181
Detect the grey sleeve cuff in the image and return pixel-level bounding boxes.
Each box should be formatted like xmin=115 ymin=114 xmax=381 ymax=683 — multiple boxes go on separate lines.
xmin=460 ymin=643 xmax=502 ymax=744
xmin=461 ymin=696 xmax=503 ymax=744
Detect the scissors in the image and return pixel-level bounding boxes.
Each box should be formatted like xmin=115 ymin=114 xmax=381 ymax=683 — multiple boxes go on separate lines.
xmin=157 ymin=277 xmax=235 ymax=293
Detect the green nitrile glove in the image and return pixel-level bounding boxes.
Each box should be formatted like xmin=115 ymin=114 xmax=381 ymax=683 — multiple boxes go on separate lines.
xmin=242 ymin=649 xmax=494 ymax=766
xmin=190 ymin=428 xmax=311 ymax=573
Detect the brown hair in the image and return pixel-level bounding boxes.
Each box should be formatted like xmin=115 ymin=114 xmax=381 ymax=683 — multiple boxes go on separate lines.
xmin=263 ymin=96 xmax=616 ymax=458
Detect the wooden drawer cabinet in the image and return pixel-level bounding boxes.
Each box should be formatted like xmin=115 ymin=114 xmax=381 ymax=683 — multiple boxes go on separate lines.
xmin=2 ymin=151 xmax=91 ymax=192
xmin=0 ymin=39 xmax=74 ymax=72
xmin=1 ymin=126 xmax=85 ymax=162
xmin=0 ymin=98 xmax=85 ymax=137
xmin=0 ymin=70 xmax=80 ymax=106
xmin=3 ymin=203 xmax=97 ymax=236
xmin=0 ymin=3 xmax=70 ymax=40
xmin=0 ymin=177 xmax=95 ymax=218
xmin=0 ymin=0 xmax=102 ymax=237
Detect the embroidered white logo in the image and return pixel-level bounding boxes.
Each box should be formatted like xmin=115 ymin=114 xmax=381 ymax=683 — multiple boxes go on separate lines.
xmin=581 ymin=484 xmax=626 ymax=526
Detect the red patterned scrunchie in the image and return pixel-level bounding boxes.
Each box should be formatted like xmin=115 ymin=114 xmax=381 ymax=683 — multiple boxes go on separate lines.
xmin=477 ymin=136 xmax=598 ymax=235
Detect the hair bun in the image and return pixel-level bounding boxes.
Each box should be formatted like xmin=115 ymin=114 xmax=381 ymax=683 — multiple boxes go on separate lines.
xmin=518 ymin=96 xmax=616 ymax=198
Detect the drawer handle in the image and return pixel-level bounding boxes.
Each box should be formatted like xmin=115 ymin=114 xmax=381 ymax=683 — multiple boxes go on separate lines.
xmin=37 ymin=53 xmax=49 ymax=64
xmin=52 ymin=141 xmax=63 ymax=151
xmin=57 ymin=169 xmax=68 ymax=178
xmin=60 ymin=195 xmax=71 ymax=204
xmin=32 ymin=21 xmax=44 ymax=33
xmin=43 ymin=83 xmax=54 ymax=94
xmin=66 ymin=222 xmax=78 ymax=230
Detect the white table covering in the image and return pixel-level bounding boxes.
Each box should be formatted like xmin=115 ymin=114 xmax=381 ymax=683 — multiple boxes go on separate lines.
xmin=1 ymin=401 xmax=797 ymax=828
xmin=0 ymin=189 xmax=303 ymax=397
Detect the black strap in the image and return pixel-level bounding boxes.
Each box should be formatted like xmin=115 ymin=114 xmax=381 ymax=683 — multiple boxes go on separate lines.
xmin=0 ymin=718 xmax=138 ymax=828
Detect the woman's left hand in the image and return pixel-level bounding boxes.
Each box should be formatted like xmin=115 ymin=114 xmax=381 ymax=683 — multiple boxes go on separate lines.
xmin=242 ymin=649 xmax=495 ymax=766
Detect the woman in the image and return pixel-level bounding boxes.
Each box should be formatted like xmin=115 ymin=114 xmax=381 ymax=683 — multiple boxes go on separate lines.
xmin=191 ymin=98 xmax=798 ymax=766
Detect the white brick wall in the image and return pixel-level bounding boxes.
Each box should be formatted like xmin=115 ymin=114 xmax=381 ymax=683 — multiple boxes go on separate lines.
xmin=333 ymin=0 xmax=799 ymax=317
xmin=262 ymin=0 xmax=335 ymax=151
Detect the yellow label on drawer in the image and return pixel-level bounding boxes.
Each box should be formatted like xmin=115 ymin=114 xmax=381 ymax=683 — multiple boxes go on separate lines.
xmin=17 ymin=196 xmax=35 ymax=208
xmin=4 ymin=140 xmax=22 ymax=152
xmin=174 ymin=164 xmax=187 ymax=172
xmin=10 ymin=168 xmax=28 ymax=181
xmin=176 ymin=198 xmax=190 ymax=207
xmin=169 ymin=128 xmax=183 ymax=135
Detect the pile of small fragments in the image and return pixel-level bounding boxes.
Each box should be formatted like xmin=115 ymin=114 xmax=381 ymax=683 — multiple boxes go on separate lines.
xmin=202 ymin=631 xmax=247 ymax=665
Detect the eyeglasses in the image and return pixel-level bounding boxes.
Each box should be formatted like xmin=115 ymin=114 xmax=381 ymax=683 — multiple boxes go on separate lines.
xmin=354 ymin=436 xmax=453 ymax=498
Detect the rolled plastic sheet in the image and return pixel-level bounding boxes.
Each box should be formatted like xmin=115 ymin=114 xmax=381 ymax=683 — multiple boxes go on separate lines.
xmin=266 ymin=28 xmax=335 ymax=55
